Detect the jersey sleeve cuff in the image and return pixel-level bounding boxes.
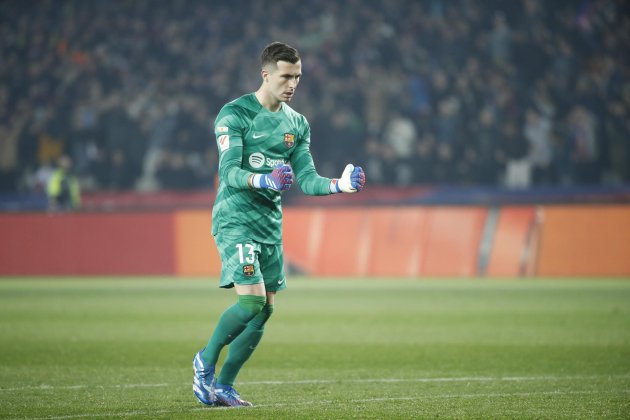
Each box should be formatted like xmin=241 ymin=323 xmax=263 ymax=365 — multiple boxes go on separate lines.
xmin=251 ymin=174 xmax=263 ymax=189
xmin=329 ymin=179 xmax=342 ymax=194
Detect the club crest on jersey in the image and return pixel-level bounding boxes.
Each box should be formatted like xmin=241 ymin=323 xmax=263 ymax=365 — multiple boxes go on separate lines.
xmin=243 ymin=264 xmax=255 ymax=277
xmin=284 ymin=133 xmax=295 ymax=148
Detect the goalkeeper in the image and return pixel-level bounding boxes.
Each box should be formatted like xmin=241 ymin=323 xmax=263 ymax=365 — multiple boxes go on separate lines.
xmin=193 ymin=42 xmax=366 ymax=408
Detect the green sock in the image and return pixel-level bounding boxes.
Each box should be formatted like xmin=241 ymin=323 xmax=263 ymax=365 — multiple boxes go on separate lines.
xmin=201 ymin=295 xmax=266 ymax=366
xmin=217 ymin=304 xmax=274 ymax=386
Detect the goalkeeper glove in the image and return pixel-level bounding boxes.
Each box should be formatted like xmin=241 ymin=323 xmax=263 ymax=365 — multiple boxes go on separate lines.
xmin=250 ymin=164 xmax=294 ymax=191
xmin=330 ymin=164 xmax=366 ymax=193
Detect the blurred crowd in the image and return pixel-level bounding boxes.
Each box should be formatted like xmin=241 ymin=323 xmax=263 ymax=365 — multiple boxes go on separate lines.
xmin=1 ymin=0 xmax=629 ymax=196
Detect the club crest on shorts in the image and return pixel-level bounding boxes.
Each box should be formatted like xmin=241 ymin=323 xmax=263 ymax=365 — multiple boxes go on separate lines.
xmin=243 ymin=264 xmax=255 ymax=277
xmin=284 ymin=133 xmax=295 ymax=148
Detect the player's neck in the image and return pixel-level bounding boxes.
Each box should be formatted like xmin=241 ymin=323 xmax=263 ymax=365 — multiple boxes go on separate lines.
xmin=255 ymin=89 xmax=282 ymax=113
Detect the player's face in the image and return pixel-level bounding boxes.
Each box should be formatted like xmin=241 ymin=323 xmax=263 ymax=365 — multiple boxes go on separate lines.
xmin=263 ymin=60 xmax=302 ymax=103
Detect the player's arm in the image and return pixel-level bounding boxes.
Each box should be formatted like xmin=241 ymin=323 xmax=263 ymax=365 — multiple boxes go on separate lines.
xmin=291 ymin=122 xmax=365 ymax=195
xmin=215 ymin=111 xmax=292 ymax=192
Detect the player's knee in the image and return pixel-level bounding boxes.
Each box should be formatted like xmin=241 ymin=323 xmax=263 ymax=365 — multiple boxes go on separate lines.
xmin=237 ymin=295 xmax=267 ymax=319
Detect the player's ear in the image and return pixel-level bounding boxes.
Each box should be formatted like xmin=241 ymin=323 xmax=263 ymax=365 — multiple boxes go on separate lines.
xmin=261 ymin=69 xmax=269 ymax=82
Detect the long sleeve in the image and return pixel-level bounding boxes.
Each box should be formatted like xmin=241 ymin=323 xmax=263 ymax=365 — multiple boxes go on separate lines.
xmin=215 ymin=110 xmax=252 ymax=189
xmin=290 ymin=128 xmax=332 ymax=196
xmin=217 ymin=144 xmax=252 ymax=189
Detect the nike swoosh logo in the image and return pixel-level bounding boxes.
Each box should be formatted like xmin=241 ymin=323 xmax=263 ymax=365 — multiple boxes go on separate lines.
xmin=252 ymin=133 xmax=265 ymax=139
xmin=278 ymin=278 xmax=285 ymax=285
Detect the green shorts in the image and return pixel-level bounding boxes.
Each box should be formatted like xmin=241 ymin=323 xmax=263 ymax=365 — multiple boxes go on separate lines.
xmin=214 ymin=231 xmax=287 ymax=292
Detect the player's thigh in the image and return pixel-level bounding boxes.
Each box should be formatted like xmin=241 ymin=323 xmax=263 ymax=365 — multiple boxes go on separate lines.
xmin=259 ymin=243 xmax=286 ymax=293
xmin=214 ymin=233 xmax=264 ymax=289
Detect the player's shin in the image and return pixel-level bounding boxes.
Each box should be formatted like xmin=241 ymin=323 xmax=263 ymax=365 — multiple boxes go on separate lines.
xmin=216 ymin=304 xmax=274 ymax=386
xmin=201 ymin=295 xmax=266 ymax=366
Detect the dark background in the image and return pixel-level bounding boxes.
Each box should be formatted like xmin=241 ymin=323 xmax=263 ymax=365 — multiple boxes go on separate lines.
xmin=1 ymin=0 xmax=628 ymax=197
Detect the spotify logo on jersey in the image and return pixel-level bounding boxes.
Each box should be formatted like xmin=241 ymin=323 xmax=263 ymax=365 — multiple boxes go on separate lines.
xmin=249 ymin=153 xmax=265 ymax=168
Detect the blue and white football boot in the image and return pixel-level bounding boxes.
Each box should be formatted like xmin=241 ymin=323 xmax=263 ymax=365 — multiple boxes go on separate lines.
xmin=192 ymin=349 xmax=216 ymax=405
xmin=214 ymin=384 xmax=253 ymax=407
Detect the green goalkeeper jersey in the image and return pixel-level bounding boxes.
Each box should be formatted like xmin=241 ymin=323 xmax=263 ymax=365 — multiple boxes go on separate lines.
xmin=211 ymin=93 xmax=332 ymax=244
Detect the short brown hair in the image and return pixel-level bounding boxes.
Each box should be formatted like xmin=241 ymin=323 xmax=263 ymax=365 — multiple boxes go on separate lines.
xmin=261 ymin=42 xmax=300 ymax=67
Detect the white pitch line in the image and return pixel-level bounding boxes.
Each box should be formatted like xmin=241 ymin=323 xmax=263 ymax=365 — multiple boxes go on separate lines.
xmin=15 ymin=389 xmax=630 ymax=420
xmin=1 ymin=374 xmax=629 ymax=393
xmin=0 ymin=383 xmax=171 ymax=392
xmin=260 ymin=389 xmax=630 ymax=408
xmin=241 ymin=374 xmax=626 ymax=385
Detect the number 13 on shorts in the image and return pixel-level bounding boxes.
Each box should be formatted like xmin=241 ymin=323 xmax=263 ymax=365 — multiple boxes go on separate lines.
xmin=235 ymin=243 xmax=255 ymax=264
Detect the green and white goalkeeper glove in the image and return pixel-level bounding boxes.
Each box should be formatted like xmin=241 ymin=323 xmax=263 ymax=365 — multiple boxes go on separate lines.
xmin=330 ymin=164 xmax=366 ymax=193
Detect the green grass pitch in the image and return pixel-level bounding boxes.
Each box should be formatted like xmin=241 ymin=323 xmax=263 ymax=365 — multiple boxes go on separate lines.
xmin=0 ymin=278 xmax=629 ymax=419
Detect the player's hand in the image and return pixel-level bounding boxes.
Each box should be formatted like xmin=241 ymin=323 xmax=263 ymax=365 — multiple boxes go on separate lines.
xmin=261 ymin=164 xmax=294 ymax=191
xmin=334 ymin=164 xmax=366 ymax=193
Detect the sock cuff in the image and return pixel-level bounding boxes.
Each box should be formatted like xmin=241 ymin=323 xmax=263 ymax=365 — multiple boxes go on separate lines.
xmin=237 ymin=295 xmax=266 ymax=316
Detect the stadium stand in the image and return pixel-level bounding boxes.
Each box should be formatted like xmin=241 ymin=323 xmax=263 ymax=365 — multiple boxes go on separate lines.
xmin=0 ymin=0 xmax=628 ymax=209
